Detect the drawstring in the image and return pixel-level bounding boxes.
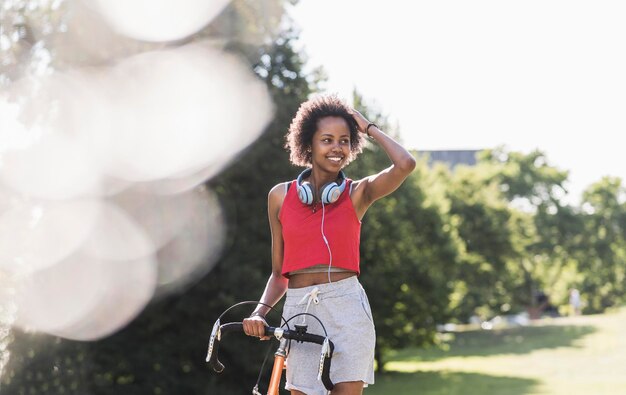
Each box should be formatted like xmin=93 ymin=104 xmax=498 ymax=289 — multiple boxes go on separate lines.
xmin=297 ymin=287 xmax=320 ymax=325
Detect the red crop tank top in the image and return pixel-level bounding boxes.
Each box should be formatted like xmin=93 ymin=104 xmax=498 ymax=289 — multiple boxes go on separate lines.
xmin=279 ymin=179 xmax=361 ymax=277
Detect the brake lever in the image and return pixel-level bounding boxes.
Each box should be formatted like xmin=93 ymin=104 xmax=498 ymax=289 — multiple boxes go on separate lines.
xmin=317 ymin=337 xmax=331 ymax=381
xmin=205 ymin=319 xmax=221 ymax=362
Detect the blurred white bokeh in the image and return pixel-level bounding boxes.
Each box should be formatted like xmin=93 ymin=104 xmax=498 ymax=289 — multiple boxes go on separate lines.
xmin=13 ymin=249 xmax=157 ymax=341
xmin=1 ymin=42 xmax=273 ymax=193
xmin=0 ymin=131 xmax=103 ymax=199
xmin=89 ymin=0 xmax=232 ymax=42
xmin=111 ymin=184 xmax=224 ymax=266
xmin=8 ymin=188 xmax=224 ymax=340
xmin=152 ymin=186 xmax=225 ymax=295
xmin=1 ymin=37 xmax=273 ymax=340
xmin=0 ymin=199 xmax=101 ymax=275
xmin=94 ymin=43 xmax=273 ymax=183
xmin=80 ymin=201 xmax=155 ymax=261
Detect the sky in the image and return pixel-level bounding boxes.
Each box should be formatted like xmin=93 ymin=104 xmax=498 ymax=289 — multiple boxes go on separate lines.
xmin=289 ymin=0 xmax=626 ymax=204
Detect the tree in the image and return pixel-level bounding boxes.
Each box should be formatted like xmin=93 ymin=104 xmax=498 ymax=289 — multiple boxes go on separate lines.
xmin=442 ymin=163 xmax=523 ymax=321
xmin=577 ymin=177 xmax=626 ymax=312
xmin=479 ymin=148 xmax=582 ymax=311
xmin=480 ymin=148 xmax=569 ymax=207
xmin=348 ymin=95 xmax=459 ymax=372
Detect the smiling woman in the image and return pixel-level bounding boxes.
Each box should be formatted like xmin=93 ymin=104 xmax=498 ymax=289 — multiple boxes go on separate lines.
xmin=284 ymin=95 xmax=365 ymax=168
xmin=241 ymin=94 xmax=416 ymax=395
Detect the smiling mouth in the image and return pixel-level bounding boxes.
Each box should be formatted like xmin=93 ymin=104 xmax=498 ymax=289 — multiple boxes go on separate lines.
xmin=327 ymin=156 xmax=344 ymax=163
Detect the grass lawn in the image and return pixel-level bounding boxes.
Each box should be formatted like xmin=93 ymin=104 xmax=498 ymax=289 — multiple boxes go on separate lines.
xmin=366 ymin=307 xmax=626 ymax=395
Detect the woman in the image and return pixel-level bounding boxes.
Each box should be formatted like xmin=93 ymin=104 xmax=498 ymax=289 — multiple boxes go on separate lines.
xmin=243 ymin=95 xmax=416 ymax=395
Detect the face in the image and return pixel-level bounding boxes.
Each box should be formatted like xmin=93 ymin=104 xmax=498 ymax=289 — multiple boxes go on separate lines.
xmin=310 ymin=116 xmax=351 ymax=170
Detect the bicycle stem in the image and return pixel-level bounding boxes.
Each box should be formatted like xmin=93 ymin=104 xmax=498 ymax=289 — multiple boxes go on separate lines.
xmin=266 ymin=338 xmax=288 ymax=395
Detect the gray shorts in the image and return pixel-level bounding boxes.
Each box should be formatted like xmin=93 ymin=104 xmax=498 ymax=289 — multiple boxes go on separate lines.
xmin=282 ymin=276 xmax=376 ymax=395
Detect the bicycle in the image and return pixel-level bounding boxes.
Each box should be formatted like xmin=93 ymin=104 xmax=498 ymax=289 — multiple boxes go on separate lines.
xmin=206 ymin=302 xmax=335 ymax=395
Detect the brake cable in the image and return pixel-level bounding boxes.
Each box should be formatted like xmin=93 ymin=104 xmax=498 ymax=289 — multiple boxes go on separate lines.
xmin=208 ymin=302 xmax=332 ymax=393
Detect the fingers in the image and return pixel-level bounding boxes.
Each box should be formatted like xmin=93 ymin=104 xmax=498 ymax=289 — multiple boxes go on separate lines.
xmin=350 ymin=108 xmax=364 ymax=118
xmin=242 ymin=316 xmax=268 ymax=340
xmin=348 ymin=108 xmax=369 ymax=132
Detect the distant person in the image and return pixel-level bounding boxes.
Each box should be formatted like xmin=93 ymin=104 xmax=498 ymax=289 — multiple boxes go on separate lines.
xmin=569 ymin=288 xmax=582 ymax=316
xmin=242 ymin=95 xmax=416 ymax=394
xmin=535 ymin=290 xmax=559 ymax=318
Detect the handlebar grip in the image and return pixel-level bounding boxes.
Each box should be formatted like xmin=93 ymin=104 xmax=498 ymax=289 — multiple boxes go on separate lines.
xmin=321 ymin=341 xmax=334 ymax=391
xmin=207 ymin=336 xmax=224 ymax=373
xmin=207 ymin=323 xmax=247 ymax=373
xmin=221 ymin=322 xmax=245 ymax=334
xmin=288 ymin=332 xmax=325 ymax=345
xmin=208 ymin=322 xmax=271 ymax=373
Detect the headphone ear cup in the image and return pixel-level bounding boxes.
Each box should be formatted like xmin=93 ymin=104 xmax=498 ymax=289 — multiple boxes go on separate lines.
xmin=298 ymin=182 xmax=314 ymax=205
xmin=321 ymin=183 xmax=340 ymax=204
xmin=320 ymin=171 xmax=347 ymax=204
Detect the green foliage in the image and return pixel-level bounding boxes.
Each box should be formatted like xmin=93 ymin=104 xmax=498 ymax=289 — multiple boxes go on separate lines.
xmin=474 ymin=148 xmax=583 ymax=311
xmin=577 ymin=177 xmax=626 ymax=312
xmin=479 ymin=148 xmax=569 ymax=205
xmin=443 ymin=164 xmax=522 ymax=320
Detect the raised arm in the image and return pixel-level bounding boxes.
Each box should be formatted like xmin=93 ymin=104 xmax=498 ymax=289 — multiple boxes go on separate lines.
xmin=242 ymin=183 xmax=289 ymax=339
xmin=349 ymin=109 xmax=416 ymax=218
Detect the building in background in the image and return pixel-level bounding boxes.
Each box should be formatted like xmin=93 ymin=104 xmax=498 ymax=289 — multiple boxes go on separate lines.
xmin=415 ymin=149 xmax=482 ymax=169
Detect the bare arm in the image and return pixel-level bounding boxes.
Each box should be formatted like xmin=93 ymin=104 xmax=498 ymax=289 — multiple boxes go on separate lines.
xmin=243 ymin=183 xmax=289 ymax=338
xmin=349 ymin=109 xmax=417 ymax=218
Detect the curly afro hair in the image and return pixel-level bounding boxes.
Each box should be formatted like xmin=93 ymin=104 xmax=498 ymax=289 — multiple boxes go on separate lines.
xmin=285 ymin=95 xmax=366 ymax=167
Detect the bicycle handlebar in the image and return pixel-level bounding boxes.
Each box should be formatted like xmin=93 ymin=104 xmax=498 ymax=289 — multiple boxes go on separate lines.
xmin=206 ymin=321 xmax=335 ymax=391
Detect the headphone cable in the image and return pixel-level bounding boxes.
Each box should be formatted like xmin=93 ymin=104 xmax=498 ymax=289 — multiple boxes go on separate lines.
xmin=320 ymin=200 xmax=333 ymax=284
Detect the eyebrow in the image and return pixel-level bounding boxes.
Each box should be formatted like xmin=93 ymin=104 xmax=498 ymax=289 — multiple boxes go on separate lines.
xmin=320 ymin=133 xmax=350 ymax=138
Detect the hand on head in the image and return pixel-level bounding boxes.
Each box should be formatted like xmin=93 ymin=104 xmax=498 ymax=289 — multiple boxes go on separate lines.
xmin=347 ymin=108 xmax=370 ymax=134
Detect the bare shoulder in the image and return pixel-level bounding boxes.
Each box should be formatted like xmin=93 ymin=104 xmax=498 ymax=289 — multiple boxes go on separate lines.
xmin=268 ymin=181 xmax=289 ymax=199
xmin=268 ymin=181 xmax=290 ymax=214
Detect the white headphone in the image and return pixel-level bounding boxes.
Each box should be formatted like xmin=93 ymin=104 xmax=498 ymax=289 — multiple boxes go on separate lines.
xmin=296 ymin=168 xmax=346 ymax=205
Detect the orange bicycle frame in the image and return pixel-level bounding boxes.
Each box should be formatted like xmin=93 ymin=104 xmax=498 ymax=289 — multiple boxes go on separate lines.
xmin=267 ymin=338 xmax=288 ymax=395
